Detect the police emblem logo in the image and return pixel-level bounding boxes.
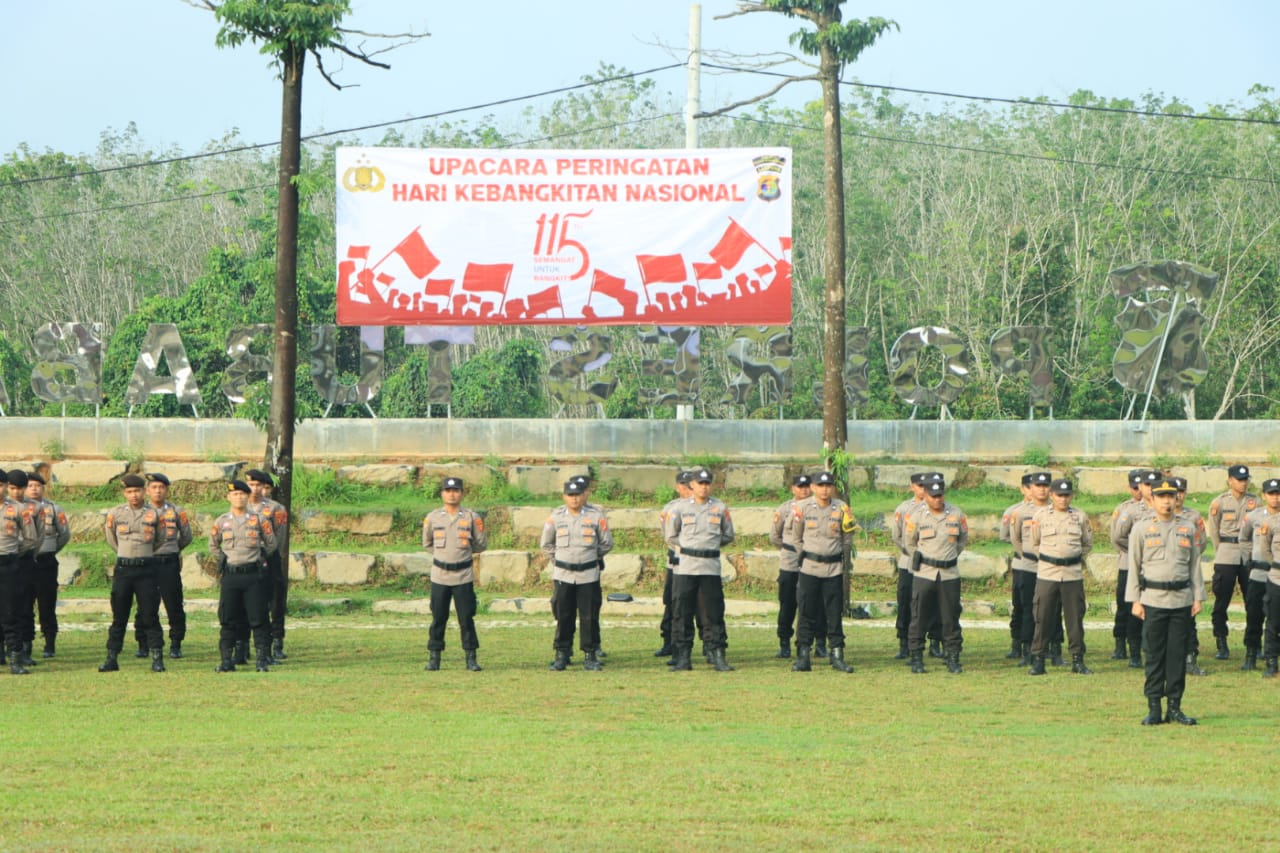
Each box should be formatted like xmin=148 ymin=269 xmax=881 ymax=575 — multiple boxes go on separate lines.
xmin=342 ymin=155 xmax=386 ymax=193
xmin=752 ymin=154 xmax=785 ymax=202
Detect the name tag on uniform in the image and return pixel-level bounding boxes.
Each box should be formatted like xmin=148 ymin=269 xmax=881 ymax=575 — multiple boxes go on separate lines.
xmin=919 ymin=528 xmax=936 ymax=540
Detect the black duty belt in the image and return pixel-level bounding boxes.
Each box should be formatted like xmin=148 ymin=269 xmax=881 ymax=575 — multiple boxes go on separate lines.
xmin=35 ymin=552 xmax=58 ymax=565
xmin=225 ymin=562 xmax=262 ymax=574
xmin=780 ymin=543 xmax=797 ymax=553
xmin=154 ymin=553 xmax=181 ymax=564
xmin=1251 ymin=560 xmax=1270 ymax=571
xmin=1040 ymin=553 xmax=1083 ymax=567
xmin=1021 ymin=552 xmax=1039 ymax=562
xmin=680 ymin=547 xmax=721 ymax=559
xmin=919 ymin=556 xmax=958 ymax=570
xmin=115 ymin=557 xmax=154 ymax=568
xmin=554 ymin=559 xmax=598 ymax=572
xmin=1142 ymin=578 xmax=1190 ymax=591
xmin=434 ymin=558 xmax=473 ymax=571
xmin=1218 ymin=536 xmax=1239 ymax=544
xmin=802 ymin=552 xmax=843 ymax=564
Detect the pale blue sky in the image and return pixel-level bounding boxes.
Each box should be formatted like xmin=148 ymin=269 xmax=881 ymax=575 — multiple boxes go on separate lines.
xmin=3 ymin=0 xmax=1275 ymax=156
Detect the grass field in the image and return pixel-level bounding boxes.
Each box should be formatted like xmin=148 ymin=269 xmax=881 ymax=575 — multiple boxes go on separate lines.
xmin=1 ymin=611 xmax=1275 ymax=852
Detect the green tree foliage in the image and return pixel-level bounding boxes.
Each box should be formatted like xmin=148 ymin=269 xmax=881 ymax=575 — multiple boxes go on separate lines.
xmin=450 ymin=338 xmax=545 ymax=418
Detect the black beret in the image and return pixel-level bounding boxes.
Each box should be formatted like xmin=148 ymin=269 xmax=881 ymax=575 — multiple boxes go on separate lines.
xmin=440 ymin=477 xmax=464 ymax=492
xmin=792 ymin=474 xmax=812 ymax=487
xmin=564 ymin=480 xmax=585 ymax=495
xmin=145 ymin=472 xmax=170 ymax=486
xmin=245 ymin=469 xmax=274 ymax=487
xmin=813 ymin=472 xmax=836 ymax=486
xmin=227 ymin=480 xmax=251 ymax=494
xmin=26 ymin=472 xmax=45 ymax=485
xmin=121 ymin=474 xmax=145 ymax=489
xmin=7 ymin=470 xmax=28 ymax=488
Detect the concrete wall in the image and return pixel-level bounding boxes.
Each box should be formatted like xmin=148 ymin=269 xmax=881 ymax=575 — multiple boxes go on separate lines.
xmin=3 ymin=417 xmax=1278 ymax=463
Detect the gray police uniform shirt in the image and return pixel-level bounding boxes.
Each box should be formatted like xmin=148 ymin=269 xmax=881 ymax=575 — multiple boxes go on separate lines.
xmin=251 ymin=497 xmax=290 ymax=557
xmin=1008 ymin=501 xmax=1047 ymax=573
xmin=0 ymin=497 xmax=39 ymax=557
xmin=1238 ymin=505 xmax=1279 ymax=584
xmin=1028 ymin=505 xmax=1093 ymax=582
xmin=1001 ymin=499 xmax=1034 ymax=572
xmin=1109 ymin=496 xmax=1145 ymax=573
xmin=769 ymin=497 xmax=804 ymax=573
xmin=659 ymin=497 xmax=684 ymax=571
xmin=1207 ymin=490 xmax=1258 ymax=566
xmin=1125 ymin=514 xmax=1205 ymax=609
xmin=151 ymin=501 xmax=194 ymax=557
xmin=904 ymin=502 xmax=969 ymax=582
xmin=540 ymin=503 xmax=613 ymax=584
xmin=422 ymin=506 xmax=487 ymax=586
xmin=36 ymin=499 xmax=71 ymax=555
xmin=664 ymin=497 xmax=735 ymax=577
xmin=1261 ymin=519 xmax=1280 ymax=586
xmin=209 ymin=510 xmax=276 ymax=567
xmin=892 ymin=497 xmax=923 ymax=570
xmin=105 ymin=503 xmax=159 ymax=559
xmin=793 ymin=497 xmax=853 ymax=579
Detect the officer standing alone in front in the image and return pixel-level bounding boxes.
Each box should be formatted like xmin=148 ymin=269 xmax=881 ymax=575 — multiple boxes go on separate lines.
xmin=791 ymin=471 xmax=856 ymax=673
xmin=1027 ymin=479 xmax=1095 ymax=676
xmin=665 ymin=468 xmax=736 ymax=672
xmin=210 ymin=480 xmax=277 ymax=673
xmin=423 ymin=477 xmax=487 ymax=672
xmin=905 ymin=479 xmax=969 ymax=674
xmin=101 ymin=474 xmax=165 ymax=673
xmin=542 ymin=479 xmax=613 ymax=671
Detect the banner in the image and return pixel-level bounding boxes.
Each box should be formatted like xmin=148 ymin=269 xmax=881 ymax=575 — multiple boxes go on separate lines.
xmin=335 ymin=147 xmax=792 ymax=326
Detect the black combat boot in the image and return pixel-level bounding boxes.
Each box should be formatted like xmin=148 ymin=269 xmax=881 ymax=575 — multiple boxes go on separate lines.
xmin=272 ymin=639 xmax=287 ymax=660
xmin=19 ymin=642 xmax=37 ymax=667
xmin=709 ymin=648 xmax=734 ymax=672
xmin=792 ymin=645 xmax=812 ymax=672
xmin=945 ymin=651 xmax=963 ymax=674
xmin=1241 ymin=646 xmax=1258 ymax=671
xmin=1028 ymin=655 xmax=1046 ymax=676
xmin=776 ymin=639 xmax=791 ymax=659
xmin=829 ymin=647 xmax=854 ymax=673
xmin=425 ymin=650 xmax=441 ymax=671
xmin=150 ymin=648 xmax=166 ymax=673
xmin=465 ymin=649 xmax=482 ymax=672
xmin=1165 ymin=700 xmax=1197 ymax=726
xmin=233 ymin=641 xmax=249 ymax=665
xmin=583 ymin=650 xmax=603 ymax=672
xmin=549 ymin=649 xmax=569 ymax=671
xmin=1263 ymin=657 xmax=1277 ymax=678
xmin=1214 ymin=636 xmax=1230 ymax=660
xmin=169 ymin=642 xmax=183 ymax=659
xmin=670 ymin=647 xmax=692 ymax=671
xmin=653 ymin=641 xmax=673 ymax=657
xmin=894 ymin=639 xmax=909 ymax=660
xmin=1129 ymin=640 xmax=1143 ymax=669
xmin=1049 ymin=642 xmax=1066 ymax=667
xmin=1019 ymin=642 xmax=1032 ymax=666
xmin=1006 ymin=637 xmax=1023 ymax=660
xmin=98 ymin=650 xmax=119 ymax=673
xmin=909 ymin=650 xmax=926 ymax=674
xmin=929 ymin=639 xmax=944 ymax=659
xmin=255 ymin=647 xmax=271 ymax=673
xmin=1185 ymin=652 xmax=1207 ymax=676
xmin=1141 ymin=698 xmax=1164 ymax=725
xmin=813 ymin=640 xmax=828 ymax=659
xmin=1111 ymin=636 xmax=1127 ymax=660
xmin=1071 ymin=654 xmax=1093 ymax=675
xmin=215 ymin=642 xmax=236 ymax=673
xmin=42 ymin=636 xmax=55 ymax=659
xmin=134 ymin=640 xmax=149 ymax=659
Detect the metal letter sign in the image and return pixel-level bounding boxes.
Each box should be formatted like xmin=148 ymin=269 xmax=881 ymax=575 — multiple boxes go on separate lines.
xmin=221 ymin=324 xmax=273 ymax=404
xmin=31 ymin=322 xmax=103 ymax=406
xmin=639 ymin=326 xmax=700 ymax=407
xmin=721 ymin=326 xmax=791 ymax=409
xmin=548 ymin=329 xmax=617 ymax=414
xmin=125 ymin=324 xmax=203 ymax=414
xmin=890 ymin=326 xmax=971 ymax=418
xmin=989 ymin=326 xmax=1053 ymax=409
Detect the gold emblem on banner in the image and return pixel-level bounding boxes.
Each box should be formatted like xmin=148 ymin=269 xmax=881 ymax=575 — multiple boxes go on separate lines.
xmin=752 ymin=154 xmax=785 ymax=202
xmin=342 ymin=157 xmax=386 ymax=193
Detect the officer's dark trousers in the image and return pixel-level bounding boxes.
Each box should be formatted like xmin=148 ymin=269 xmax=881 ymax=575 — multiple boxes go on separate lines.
xmin=1032 ymin=578 xmax=1086 ymax=657
xmin=552 ymin=579 xmax=600 ymax=653
xmin=660 ymin=567 xmax=703 ymax=644
xmin=1113 ymin=569 xmax=1143 ymax=649
xmin=1243 ymin=577 xmax=1266 ymax=649
xmin=33 ymin=554 xmax=59 ymax=640
xmin=428 ymin=581 xmax=478 ymax=651
xmin=796 ymin=573 xmax=842 ymax=649
xmin=909 ymin=574 xmax=962 ymax=654
xmin=1211 ymin=562 xmax=1248 ymax=638
xmin=895 ymin=566 xmax=912 ymax=641
xmin=107 ymin=564 xmax=162 ymax=654
xmin=1264 ymin=580 xmax=1280 ymax=660
xmin=672 ymin=574 xmax=726 ymax=653
xmin=0 ymin=556 xmax=24 ymax=654
xmin=218 ymin=568 xmax=270 ymax=653
xmin=136 ymin=555 xmax=185 ymax=646
xmin=267 ymin=553 xmax=287 ymax=641
xmin=1142 ymin=605 xmax=1191 ymax=701
xmin=1012 ymin=568 xmax=1034 ymax=642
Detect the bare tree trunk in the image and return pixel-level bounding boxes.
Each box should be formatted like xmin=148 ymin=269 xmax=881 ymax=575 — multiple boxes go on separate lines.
xmin=820 ymin=38 xmax=847 ymax=453
xmin=265 ymin=46 xmax=301 ymax=550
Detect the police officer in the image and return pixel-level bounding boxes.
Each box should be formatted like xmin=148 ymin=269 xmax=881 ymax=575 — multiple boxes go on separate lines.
xmin=665 ymin=468 xmax=735 ymax=672
xmin=25 ymin=472 xmax=70 ymax=659
xmin=654 ymin=470 xmax=693 ymax=658
xmin=101 ymin=474 xmax=166 ymax=673
xmin=247 ymin=470 xmax=290 ymax=662
xmin=423 ymin=477 xmax=487 ymax=672
xmin=1127 ymin=477 xmax=1204 ymax=725
xmin=210 ymin=480 xmax=277 ymax=673
xmin=568 ymin=474 xmax=609 ymax=661
xmin=1109 ymin=469 xmax=1149 ymax=667
xmin=1172 ymin=476 xmax=1209 ymax=675
xmin=904 ymin=479 xmax=969 ymax=674
xmin=1010 ymin=471 xmax=1066 ymax=665
xmin=769 ymin=473 xmax=816 ymax=659
xmin=1027 ymin=479 xmax=1094 ymax=675
xmin=0 ymin=472 xmax=39 ymax=674
xmin=1236 ymin=477 xmax=1279 ymax=671
xmin=1000 ymin=473 xmax=1036 ymax=664
xmin=1207 ymin=464 xmax=1257 ymax=660
xmin=8 ymin=471 xmax=46 ymax=669
xmin=892 ymin=473 xmax=930 ymax=660
xmin=791 ymin=471 xmax=856 ymax=673
xmin=542 ymin=479 xmax=613 ymax=671
xmin=133 ymin=473 xmax=193 ymax=659
xmin=1261 ymin=500 xmax=1280 ymax=678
